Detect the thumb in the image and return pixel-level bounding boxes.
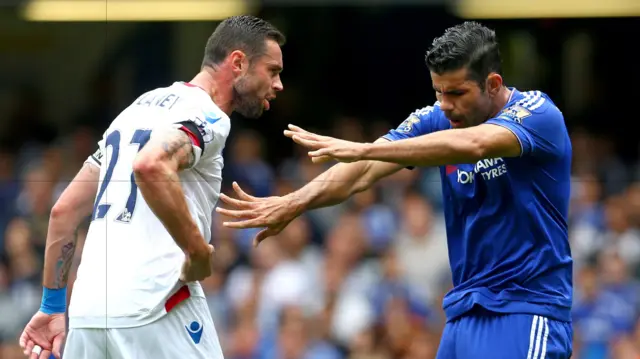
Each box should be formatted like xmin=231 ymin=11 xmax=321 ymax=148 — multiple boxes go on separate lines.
xmin=208 ymin=244 xmax=215 ymax=254
xmin=253 ymin=227 xmax=278 ymax=247
xmin=311 ymin=155 xmax=332 ymax=164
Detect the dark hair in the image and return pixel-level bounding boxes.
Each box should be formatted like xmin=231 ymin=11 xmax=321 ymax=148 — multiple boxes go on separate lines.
xmin=425 ymin=21 xmax=501 ymax=87
xmin=202 ymin=15 xmax=286 ymax=68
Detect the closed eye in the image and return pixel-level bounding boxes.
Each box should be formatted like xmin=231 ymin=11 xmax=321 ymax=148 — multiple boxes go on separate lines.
xmin=435 ymin=90 xmax=465 ymax=98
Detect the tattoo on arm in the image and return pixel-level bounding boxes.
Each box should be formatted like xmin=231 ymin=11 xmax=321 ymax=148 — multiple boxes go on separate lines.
xmin=54 ymin=229 xmax=78 ymax=288
xmin=161 ymin=131 xmax=195 ymax=170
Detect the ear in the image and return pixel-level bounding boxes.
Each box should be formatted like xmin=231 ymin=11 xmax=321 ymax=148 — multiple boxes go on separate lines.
xmin=228 ymin=50 xmax=247 ymax=74
xmin=486 ymin=73 xmax=503 ymax=96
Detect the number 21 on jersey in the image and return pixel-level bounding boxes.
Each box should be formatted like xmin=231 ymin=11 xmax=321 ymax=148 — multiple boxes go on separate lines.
xmin=91 ymin=129 xmax=152 ymax=223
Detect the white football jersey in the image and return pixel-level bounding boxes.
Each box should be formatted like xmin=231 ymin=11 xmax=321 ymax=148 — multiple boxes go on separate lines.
xmin=69 ymin=82 xmax=231 ymax=329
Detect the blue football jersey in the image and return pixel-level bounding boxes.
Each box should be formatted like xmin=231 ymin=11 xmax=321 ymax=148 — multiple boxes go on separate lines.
xmin=383 ymin=89 xmax=573 ymax=322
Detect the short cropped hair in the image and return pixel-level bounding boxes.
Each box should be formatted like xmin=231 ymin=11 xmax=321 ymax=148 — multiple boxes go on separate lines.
xmin=202 ymin=15 xmax=286 ymax=68
xmin=425 ymin=21 xmax=502 ymax=87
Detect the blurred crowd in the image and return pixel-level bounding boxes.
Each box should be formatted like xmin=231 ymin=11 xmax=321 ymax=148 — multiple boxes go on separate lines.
xmin=1 ymin=90 xmax=640 ymax=359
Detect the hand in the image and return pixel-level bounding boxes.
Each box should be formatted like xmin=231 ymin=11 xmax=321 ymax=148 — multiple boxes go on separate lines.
xmin=180 ymin=244 xmax=214 ymax=282
xmin=19 ymin=311 xmax=66 ymax=359
xmin=215 ymin=182 xmax=299 ymax=246
xmin=284 ymin=124 xmax=369 ymax=163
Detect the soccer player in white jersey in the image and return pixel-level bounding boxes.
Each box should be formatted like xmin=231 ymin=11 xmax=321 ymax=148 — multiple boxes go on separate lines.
xmin=18 ymin=15 xmax=284 ymax=359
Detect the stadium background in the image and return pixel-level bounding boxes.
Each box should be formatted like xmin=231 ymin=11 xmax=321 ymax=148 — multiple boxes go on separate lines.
xmin=1 ymin=1 xmax=639 ymax=358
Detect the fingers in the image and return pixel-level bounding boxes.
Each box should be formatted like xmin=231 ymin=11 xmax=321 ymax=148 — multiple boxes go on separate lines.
xmin=28 ymin=344 xmax=39 ymax=359
xmin=24 ymin=340 xmax=35 ymax=357
xmin=311 ymin=155 xmax=333 ymax=164
xmin=51 ymin=334 xmax=64 ymax=359
xmin=222 ymin=218 xmax=268 ymax=229
xmin=19 ymin=331 xmax=28 ymax=349
xmin=283 ymin=129 xmax=295 ymax=139
xmin=215 ymin=207 xmax=255 ymax=219
xmin=309 ymin=148 xmax=331 ymax=158
xmin=291 ymin=135 xmax=323 ymax=149
xmin=284 ymin=124 xmax=317 ymax=138
xmin=284 ymin=130 xmax=315 ymax=140
xmin=253 ymin=227 xmax=278 ymax=247
xmin=38 ymin=348 xmax=52 ymax=359
xmin=287 ymin=124 xmax=311 ymax=134
xmin=287 ymin=124 xmax=330 ymax=140
xmin=232 ymin=182 xmax=257 ymax=201
xmin=218 ymin=193 xmax=255 ymax=209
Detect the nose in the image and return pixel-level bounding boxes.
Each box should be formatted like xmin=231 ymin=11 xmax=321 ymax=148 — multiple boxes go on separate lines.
xmin=273 ymin=77 xmax=283 ymax=92
xmin=439 ymin=98 xmax=453 ymax=112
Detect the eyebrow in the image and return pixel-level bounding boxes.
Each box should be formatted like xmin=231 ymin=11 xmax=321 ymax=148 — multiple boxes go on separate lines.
xmin=433 ymin=86 xmax=465 ymax=94
xmin=267 ymin=61 xmax=283 ymax=72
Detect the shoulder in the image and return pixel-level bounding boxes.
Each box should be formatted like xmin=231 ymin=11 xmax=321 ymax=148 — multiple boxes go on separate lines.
xmin=398 ymin=101 xmax=448 ymax=132
xmin=410 ymin=101 xmax=448 ymax=121
xmin=514 ymin=90 xmax=562 ymax=116
xmin=498 ymin=90 xmax=563 ymax=124
xmin=412 ymin=102 xmax=441 ymax=117
xmin=201 ymin=104 xmax=231 ymax=138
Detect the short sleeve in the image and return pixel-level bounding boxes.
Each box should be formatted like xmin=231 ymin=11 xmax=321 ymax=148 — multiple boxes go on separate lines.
xmin=382 ymin=102 xmax=445 ymax=142
xmin=486 ymin=103 xmax=568 ymax=160
xmin=85 ymin=134 xmax=106 ymax=168
xmin=171 ymin=109 xmax=230 ymax=168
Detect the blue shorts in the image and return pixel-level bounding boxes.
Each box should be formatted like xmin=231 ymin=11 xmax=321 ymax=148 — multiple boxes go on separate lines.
xmin=437 ymin=310 xmax=573 ymax=359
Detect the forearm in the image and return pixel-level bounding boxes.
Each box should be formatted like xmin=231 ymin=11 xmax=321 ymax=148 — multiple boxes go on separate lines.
xmin=133 ymin=128 xmax=209 ymax=258
xmin=135 ymin=166 xmax=208 ymax=257
xmin=42 ymin=163 xmax=99 ymax=289
xmin=42 ymin=214 xmax=81 ymax=289
xmin=363 ymin=128 xmax=484 ymax=167
xmin=291 ymin=158 xmax=402 ymax=213
xmin=291 ymin=161 xmax=372 ymax=212
xmin=40 ymin=217 xmax=77 ymax=313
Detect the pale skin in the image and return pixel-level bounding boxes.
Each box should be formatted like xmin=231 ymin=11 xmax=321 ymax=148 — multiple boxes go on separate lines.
xmin=20 ymin=38 xmax=285 ymax=359
xmin=216 ymin=68 xmax=522 ymax=246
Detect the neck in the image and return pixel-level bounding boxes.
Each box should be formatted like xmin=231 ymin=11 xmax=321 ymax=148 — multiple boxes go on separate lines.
xmin=489 ymin=86 xmax=512 ymax=118
xmin=189 ymin=66 xmax=234 ymax=116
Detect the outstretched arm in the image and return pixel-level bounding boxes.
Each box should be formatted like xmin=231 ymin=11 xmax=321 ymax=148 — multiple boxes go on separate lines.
xmin=359 ymin=124 xmax=521 ymax=167
xmin=217 ymin=129 xmax=404 ymax=245
xmin=285 ymin=127 xmax=406 ymax=210
xmin=301 ymin=123 xmax=521 ymax=167
xmin=291 ymin=149 xmax=402 ymax=212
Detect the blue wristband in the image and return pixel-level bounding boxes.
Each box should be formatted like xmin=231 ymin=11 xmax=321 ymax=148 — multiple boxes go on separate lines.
xmin=40 ymin=287 xmax=67 ymax=314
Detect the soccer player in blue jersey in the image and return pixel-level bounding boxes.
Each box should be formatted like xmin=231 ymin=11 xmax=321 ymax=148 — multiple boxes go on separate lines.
xmin=216 ymin=21 xmax=573 ymax=358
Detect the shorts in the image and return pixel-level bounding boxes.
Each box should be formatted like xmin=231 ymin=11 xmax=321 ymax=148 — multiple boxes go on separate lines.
xmin=436 ymin=309 xmax=573 ymax=359
xmin=63 ymin=295 xmax=224 ymax=359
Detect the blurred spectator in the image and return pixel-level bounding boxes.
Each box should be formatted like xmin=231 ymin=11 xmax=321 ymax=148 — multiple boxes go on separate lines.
xmin=225 ymin=129 xmax=275 ymax=198
xmin=3 ymin=100 xmax=640 ymax=359
xmin=0 ymin=147 xmax=18 ymax=256
xmin=394 ymin=191 xmax=449 ymax=305
xmin=601 ymin=196 xmax=640 ymax=271
xmin=573 ymin=251 xmax=640 ymax=359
